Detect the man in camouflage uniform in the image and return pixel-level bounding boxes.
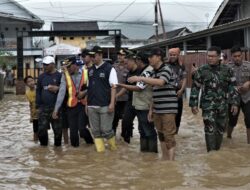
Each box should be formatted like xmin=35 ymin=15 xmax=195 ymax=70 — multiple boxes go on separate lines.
xmin=227 ymin=45 xmax=250 ymax=143
xmin=189 ymin=46 xmax=240 ymax=152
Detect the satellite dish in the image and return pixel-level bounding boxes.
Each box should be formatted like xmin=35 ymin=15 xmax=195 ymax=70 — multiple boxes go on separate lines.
xmin=35 ymin=58 xmax=42 ymax=63
xmin=152 ymin=23 xmax=158 ymax=27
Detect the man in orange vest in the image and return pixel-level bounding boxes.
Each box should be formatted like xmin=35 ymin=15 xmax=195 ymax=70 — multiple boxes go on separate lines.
xmin=52 ymin=56 xmax=93 ymax=147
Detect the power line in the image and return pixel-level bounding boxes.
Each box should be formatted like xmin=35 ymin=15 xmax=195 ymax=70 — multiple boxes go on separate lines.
xmin=22 ymin=1 xmax=218 ymax=9
xmin=104 ymin=0 xmax=137 ymax=29
xmin=172 ymin=1 xmax=204 ymax=22
xmin=0 ymin=0 xmax=30 ymax=5
xmin=59 ymin=0 xmax=65 ymax=21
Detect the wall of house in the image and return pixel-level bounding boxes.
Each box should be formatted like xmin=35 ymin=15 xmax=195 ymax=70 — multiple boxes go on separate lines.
xmin=0 ymin=22 xmax=32 ymax=49
xmin=55 ymin=36 xmax=96 ymax=49
xmin=241 ymin=0 xmax=250 ymax=18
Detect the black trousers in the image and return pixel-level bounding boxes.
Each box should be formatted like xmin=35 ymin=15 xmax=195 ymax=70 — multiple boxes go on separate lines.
xmin=121 ymin=100 xmax=136 ymax=143
xmin=228 ymin=101 xmax=250 ymax=129
xmin=112 ymin=101 xmax=127 ymax=134
xmin=176 ymin=98 xmax=183 ymax=133
xmin=67 ymin=103 xmax=93 ymax=147
xmin=33 ymin=119 xmax=38 ymax=133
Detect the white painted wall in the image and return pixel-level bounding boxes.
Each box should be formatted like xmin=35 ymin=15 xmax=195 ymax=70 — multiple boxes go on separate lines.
xmin=0 ymin=23 xmax=32 ymax=49
xmin=241 ymin=0 xmax=250 ymax=18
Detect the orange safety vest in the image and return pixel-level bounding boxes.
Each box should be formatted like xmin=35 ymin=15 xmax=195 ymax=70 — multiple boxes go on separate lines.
xmin=64 ymin=69 xmax=88 ymax=107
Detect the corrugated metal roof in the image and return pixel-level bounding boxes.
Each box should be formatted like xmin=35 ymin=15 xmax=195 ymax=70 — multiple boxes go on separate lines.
xmin=133 ymin=17 xmax=250 ymax=50
xmin=0 ymin=0 xmax=44 ymax=28
xmin=148 ymin=27 xmax=192 ymax=40
xmin=51 ymin=21 xmax=99 ymax=31
xmin=209 ymin=0 xmax=241 ymax=28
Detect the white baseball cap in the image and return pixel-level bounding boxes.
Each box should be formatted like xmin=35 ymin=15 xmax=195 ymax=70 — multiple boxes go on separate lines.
xmin=42 ymin=56 xmax=55 ymax=64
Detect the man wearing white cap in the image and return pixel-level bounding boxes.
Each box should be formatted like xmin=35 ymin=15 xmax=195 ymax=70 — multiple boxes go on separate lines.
xmin=36 ymin=56 xmax=62 ymax=146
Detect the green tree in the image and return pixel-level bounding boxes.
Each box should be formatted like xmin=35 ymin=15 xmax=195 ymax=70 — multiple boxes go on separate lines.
xmin=0 ymin=50 xmax=15 ymax=70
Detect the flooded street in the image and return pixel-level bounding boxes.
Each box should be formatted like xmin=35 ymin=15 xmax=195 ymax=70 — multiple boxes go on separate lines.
xmin=0 ymin=95 xmax=250 ymax=190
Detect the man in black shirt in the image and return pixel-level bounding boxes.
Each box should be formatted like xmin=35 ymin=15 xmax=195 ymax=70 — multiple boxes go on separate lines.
xmin=166 ymin=48 xmax=187 ymax=134
xmin=117 ymin=53 xmax=141 ymax=143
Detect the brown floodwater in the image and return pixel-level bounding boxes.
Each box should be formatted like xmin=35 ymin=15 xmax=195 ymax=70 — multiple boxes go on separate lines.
xmin=0 ymin=95 xmax=250 ymax=190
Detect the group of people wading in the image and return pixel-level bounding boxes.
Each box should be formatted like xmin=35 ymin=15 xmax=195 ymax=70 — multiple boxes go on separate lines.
xmin=24 ymin=45 xmax=250 ymax=161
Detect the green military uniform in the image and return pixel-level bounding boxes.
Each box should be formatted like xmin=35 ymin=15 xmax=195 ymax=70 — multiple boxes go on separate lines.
xmin=189 ymin=63 xmax=240 ymax=152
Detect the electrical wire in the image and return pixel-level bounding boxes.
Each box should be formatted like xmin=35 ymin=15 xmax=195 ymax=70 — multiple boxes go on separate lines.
xmin=103 ymin=0 xmax=137 ymax=29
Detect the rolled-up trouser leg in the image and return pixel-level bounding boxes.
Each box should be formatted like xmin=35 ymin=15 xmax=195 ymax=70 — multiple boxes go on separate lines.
xmin=154 ymin=113 xmax=176 ymax=150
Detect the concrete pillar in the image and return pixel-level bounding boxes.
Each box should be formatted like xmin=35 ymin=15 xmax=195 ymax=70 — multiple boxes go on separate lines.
xmin=0 ymin=73 xmax=4 ymax=100
xmin=183 ymin=41 xmax=187 ymax=55
xmin=206 ymin=36 xmax=212 ymax=50
xmin=165 ymin=46 xmax=169 ymax=57
xmin=16 ymin=80 xmax=25 ymax=95
xmin=244 ymin=27 xmax=250 ymax=49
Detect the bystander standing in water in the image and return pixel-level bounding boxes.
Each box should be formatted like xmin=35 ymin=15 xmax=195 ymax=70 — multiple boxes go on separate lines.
xmin=24 ymin=75 xmax=39 ymax=142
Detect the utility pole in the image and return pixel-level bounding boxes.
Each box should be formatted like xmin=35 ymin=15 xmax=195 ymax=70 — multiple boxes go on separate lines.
xmin=158 ymin=0 xmax=166 ymax=40
xmin=154 ymin=0 xmax=159 ymax=42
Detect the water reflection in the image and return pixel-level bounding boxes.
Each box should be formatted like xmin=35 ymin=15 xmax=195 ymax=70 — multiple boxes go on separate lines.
xmin=0 ymin=95 xmax=250 ymax=189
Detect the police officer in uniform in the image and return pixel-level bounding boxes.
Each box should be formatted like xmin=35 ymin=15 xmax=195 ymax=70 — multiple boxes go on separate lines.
xmin=227 ymin=45 xmax=250 ymax=143
xmin=112 ymin=49 xmax=129 ymax=134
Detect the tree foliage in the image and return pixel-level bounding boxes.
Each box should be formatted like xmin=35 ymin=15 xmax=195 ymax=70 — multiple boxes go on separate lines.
xmin=0 ymin=50 xmax=15 ymax=70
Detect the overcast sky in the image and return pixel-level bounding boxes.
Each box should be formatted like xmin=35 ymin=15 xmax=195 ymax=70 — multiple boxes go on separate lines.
xmin=19 ymin=0 xmax=224 ymax=39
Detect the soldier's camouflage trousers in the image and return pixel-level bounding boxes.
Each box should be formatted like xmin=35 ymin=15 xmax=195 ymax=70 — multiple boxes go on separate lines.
xmin=38 ymin=107 xmax=62 ymax=146
xmin=202 ymin=108 xmax=227 ymax=152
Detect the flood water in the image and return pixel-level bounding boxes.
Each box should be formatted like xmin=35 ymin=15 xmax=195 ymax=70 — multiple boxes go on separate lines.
xmin=0 ymin=95 xmax=250 ymax=190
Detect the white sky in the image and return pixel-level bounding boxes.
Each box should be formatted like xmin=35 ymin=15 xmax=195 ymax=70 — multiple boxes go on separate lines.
xmin=18 ymin=0 xmax=224 ymax=38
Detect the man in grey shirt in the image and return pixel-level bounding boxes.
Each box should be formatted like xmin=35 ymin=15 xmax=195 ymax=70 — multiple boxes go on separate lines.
xmin=52 ymin=56 xmax=93 ymax=147
xmin=227 ymin=46 xmax=250 ymax=143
